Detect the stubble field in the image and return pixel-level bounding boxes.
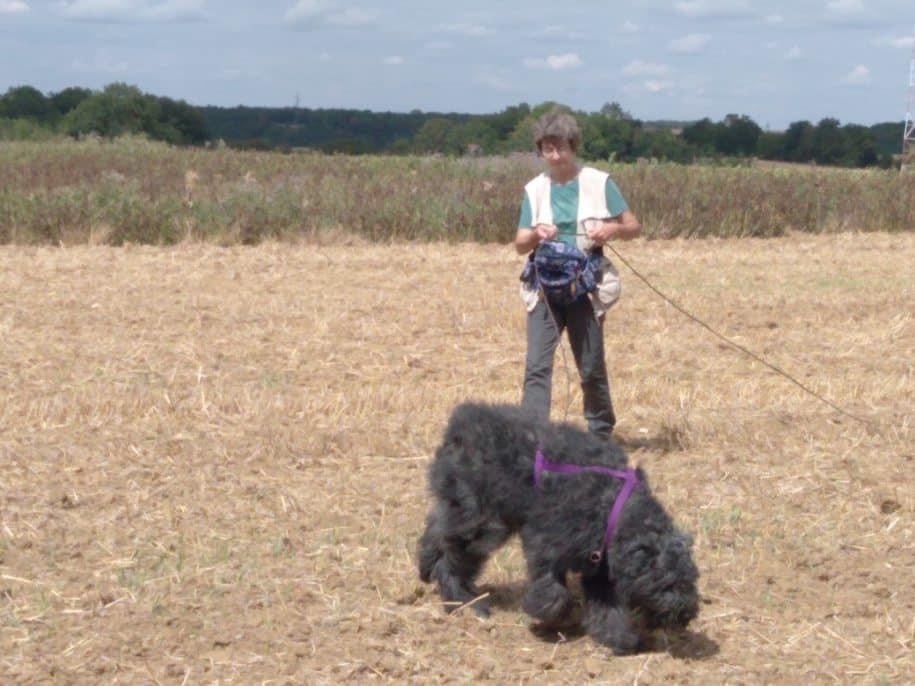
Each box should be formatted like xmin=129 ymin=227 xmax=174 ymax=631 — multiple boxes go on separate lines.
xmin=1 ymin=233 xmax=912 ymax=684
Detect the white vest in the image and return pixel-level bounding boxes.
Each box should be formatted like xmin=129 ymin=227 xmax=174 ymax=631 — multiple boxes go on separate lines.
xmin=519 ymin=166 xmax=622 ymax=316
xmin=523 ymin=166 xmax=611 ymax=252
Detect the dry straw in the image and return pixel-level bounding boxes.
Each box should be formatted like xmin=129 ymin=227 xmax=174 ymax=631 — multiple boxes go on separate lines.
xmin=0 ymin=233 xmax=911 ymax=682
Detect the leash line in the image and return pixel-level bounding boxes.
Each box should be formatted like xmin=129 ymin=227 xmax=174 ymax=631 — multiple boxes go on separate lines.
xmin=602 ymin=243 xmax=875 ymax=427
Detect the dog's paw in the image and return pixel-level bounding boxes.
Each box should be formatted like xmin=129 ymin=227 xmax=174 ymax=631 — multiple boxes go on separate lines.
xmin=521 ymin=575 xmax=575 ymax=626
xmin=583 ymin=603 xmax=642 ymax=654
xmin=417 ymin=544 xmax=440 ymax=583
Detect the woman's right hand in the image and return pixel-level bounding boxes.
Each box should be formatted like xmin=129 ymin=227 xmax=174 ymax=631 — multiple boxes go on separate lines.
xmin=534 ymin=224 xmax=558 ymax=242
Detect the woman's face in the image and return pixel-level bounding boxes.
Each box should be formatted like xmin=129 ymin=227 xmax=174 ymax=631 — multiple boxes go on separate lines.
xmin=539 ymin=137 xmax=577 ymax=177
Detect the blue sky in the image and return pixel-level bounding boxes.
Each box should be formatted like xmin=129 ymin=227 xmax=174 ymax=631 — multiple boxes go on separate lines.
xmin=1 ymin=1 xmax=913 ymax=129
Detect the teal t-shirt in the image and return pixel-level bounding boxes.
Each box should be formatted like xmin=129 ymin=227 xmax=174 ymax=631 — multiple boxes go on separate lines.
xmin=518 ymin=176 xmax=629 ymax=247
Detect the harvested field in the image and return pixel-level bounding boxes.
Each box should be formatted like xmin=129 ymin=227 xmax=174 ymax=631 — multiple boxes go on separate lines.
xmin=0 ymin=233 xmax=912 ymax=684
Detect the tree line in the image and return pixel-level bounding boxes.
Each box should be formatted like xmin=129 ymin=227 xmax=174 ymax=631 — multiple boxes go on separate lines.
xmin=0 ymin=83 xmax=904 ymax=168
xmin=0 ymin=83 xmax=208 ymax=145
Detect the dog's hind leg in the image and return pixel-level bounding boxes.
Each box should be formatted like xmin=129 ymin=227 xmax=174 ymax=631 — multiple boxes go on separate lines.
xmin=429 ymin=502 xmax=511 ymax=618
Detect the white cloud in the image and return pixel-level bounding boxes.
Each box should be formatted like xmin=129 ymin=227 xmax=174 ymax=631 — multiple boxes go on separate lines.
xmin=674 ymin=0 xmax=752 ymax=18
xmin=621 ymin=20 xmax=639 ymax=34
xmin=438 ymin=22 xmax=492 ymax=37
xmin=785 ymin=46 xmax=802 ymax=61
xmin=0 ymin=0 xmax=29 ymax=13
xmin=285 ymin=0 xmax=373 ymax=29
xmin=529 ymin=25 xmax=586 ymax=40
xmin=329 ymin=7 xmax=372 ymax=26
xmin=60 ymin=0 xmax=204 ymax=22
xmin=842 ymin=65 xmax=871 ymax=85
xmin=622 ymin=60 xmax=669 ymax=77
xmin=644 ymin=80 xmax=673 ymax=93
xmin=764 ymin=14 xmax=783 ymax=25
xmin=319 ymin=52 xmax=331 ymax=62
xmin=383 ymin=55 xmax=404 ymax=65
xmin=285 ymin=0 xmax=331 ymax=23
xmin=827 ymin=0 xmax=864 ymax=14
xmin=668 ymin=34 xmax=711 ymax=54
xmin=875 ymin=34 xmax=915 ymax=50
xmin=523 ymin=53 xmax=583 ymax=71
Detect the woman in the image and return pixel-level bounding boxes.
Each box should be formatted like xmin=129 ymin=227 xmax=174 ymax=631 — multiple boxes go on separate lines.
xmin=515 ymin=106 xmax=641 ymax=439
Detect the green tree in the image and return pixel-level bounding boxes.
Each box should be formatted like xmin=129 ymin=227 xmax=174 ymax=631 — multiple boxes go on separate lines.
xmin=756 ymin=131 xmax=784 ymax=159
xmin=581 ymin=112 xmax=637 ymax=161
xmin=783 ymin=120 xmax=816 ymax=162
xmin=447 ymin=119 xmax=499 ymax=155
xmin=599 ymin=101 xmax=632 ymax=120
xmin=841 ymin=124 xmax=878 ymax=167
xmin=715 ymin=114 xmax=762 ymax=156
xmin=412 ymin=117 xmax=459 ymax=154
xmin=681 ymin=118 xmax=718 ymax=154
xmin=50 ymin=87 xmax=92 ymax=116
xmin=631 ymin=128 xmax=694 ymax=163
xmin=504 ymin=114 xmax=537 ymax=153
xmin=0 ymin=85 xmax=54 ymax=122
xmin=812 ymin=117 xmax=846 ymax=165
xmin=64 ymin=83 xmax=159 ymax=138
xmin=484 ymin=103 xmax=531 ymax=140
xmin=155 ymin=96 xmax=209 ymax=144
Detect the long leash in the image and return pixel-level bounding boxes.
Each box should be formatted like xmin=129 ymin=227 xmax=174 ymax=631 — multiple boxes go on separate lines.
xmin=601 ymin=242 xmax=875 ymax=427
xmin=532 ymin=234 xmax=875 ymax=428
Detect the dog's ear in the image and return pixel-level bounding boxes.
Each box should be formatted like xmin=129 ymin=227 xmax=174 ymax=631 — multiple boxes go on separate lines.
xmin=661 ymin=530 xmax=700 ymax=583
xmin=609 ymin=533 xmax=661 ymax=579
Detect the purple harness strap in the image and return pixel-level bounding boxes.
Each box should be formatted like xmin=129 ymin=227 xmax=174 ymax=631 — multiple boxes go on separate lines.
xmin=534 ymin=446 xmax=641 ymax=554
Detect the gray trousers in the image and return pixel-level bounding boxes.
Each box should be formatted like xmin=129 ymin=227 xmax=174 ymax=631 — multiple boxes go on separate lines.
xmin=521 ymin=297 xmax=616 ymax=439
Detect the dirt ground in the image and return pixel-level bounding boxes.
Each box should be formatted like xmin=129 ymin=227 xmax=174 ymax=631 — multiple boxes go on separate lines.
xmin=1 ymin=234 xmax=912 ymax=684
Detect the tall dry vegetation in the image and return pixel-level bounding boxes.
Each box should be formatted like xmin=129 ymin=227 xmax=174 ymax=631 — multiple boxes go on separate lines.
xmin=0 ymin=138 xmax=912 ymax=246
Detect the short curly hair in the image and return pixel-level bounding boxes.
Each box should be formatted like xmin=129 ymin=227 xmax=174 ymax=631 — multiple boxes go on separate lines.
xmin=533 ymin=106 xmax=582 ymax=153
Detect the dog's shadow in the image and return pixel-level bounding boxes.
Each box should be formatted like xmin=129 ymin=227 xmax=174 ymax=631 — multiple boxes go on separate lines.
xmin=645 ymin=630 xmax=720 ymax=660
xmin=481 ymin=581 xmax=719 ymax=659
xmin=482 ymin=580 xmax=527 ymax=611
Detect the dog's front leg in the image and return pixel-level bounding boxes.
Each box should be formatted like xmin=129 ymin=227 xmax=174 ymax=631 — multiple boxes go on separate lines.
xmin=581 ymin=575 xmax=642 ymax=654
xmin=521 ymin=572 xmax=576 ymax=627
xmin=519 ymin=533 xmax=575 ymax=627
xmin=417 ymin=504 xmax=445 ymax=583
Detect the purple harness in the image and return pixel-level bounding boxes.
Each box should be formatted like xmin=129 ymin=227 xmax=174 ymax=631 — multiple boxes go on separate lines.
xmin=533 ymin=446 xmax=641 ymax=558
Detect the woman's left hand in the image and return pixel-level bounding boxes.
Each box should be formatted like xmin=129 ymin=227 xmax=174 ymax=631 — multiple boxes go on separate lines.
xmin=586 ymin=211 xmax=642 ymax=243
xmin=585 ymin=220 xmax=617 ymax=244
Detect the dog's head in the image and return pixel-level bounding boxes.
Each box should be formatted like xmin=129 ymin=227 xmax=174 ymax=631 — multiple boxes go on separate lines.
xmin=610 ymin=528 xmax=700 ymax=633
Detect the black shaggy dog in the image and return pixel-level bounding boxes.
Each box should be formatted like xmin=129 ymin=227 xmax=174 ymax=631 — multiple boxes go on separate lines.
xmin=417 ymin=403 xmax=699 ymax=655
